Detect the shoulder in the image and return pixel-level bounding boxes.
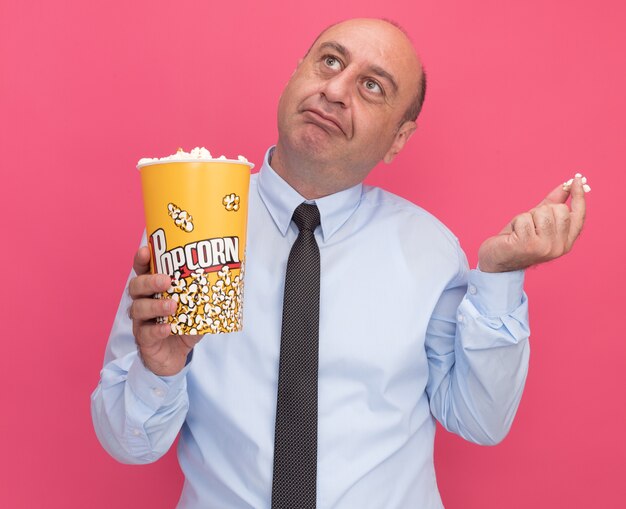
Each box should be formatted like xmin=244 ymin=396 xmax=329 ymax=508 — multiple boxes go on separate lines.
xmin=359 ymin=185 xmax=461 ymax=249
xmin=355 ymin=185 xmax=468 ymax=283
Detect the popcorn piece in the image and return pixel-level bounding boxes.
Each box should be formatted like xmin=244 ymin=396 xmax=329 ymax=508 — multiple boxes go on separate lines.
xmin=222 ymin=193 xmax=241 ymax=212
xmin=137 ymin=147 xmax=252 ymax=165
xmin=137 ymin=157 xmax=158 ymax=165
xmin=167 ymin=202 xmax=194 ymax=232
xmin=160 ymin=263 xmax=245 ymax=335
xmin=562 ymin=173 xmax=591 ymax=193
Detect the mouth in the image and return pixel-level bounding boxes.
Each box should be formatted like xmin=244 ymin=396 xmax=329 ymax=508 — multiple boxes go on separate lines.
xmin=301 ymin=109 xmax=346 ymax=136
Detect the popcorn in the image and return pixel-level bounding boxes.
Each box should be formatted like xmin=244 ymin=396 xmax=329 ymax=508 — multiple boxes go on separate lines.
xmin=137 ymin=147 xmax=250 ymax=166
xmin=562 ymin=173 xmax=591 ymax=193
xmin=167 ymin=203 xmax=194 ymax=232
xmin=222 ymin=193 xmax=241 ymax=212
xmin=139 ymin=146 xmax=251 ymax=335
xmin=162 ymin=265 xmax=245 ymax=335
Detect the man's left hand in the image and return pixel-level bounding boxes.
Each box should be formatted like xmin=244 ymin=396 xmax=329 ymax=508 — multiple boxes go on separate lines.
xmin=478 ymin=175 xmax=587 ymax=273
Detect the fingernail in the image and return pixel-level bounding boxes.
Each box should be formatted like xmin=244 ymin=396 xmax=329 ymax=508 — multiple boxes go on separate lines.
xmin=166 ymin=300 xmax=177 ymax=314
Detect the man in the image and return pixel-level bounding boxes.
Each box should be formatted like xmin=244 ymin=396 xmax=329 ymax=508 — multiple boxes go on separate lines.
xmin=91 ymin=18 xmax=586 ymax=508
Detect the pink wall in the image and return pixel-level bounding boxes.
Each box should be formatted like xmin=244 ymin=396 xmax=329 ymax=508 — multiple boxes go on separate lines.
xmin=1 ymin=0 xmax=624 ymax=507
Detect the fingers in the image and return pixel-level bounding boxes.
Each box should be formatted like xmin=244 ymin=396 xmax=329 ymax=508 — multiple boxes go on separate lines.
xmin=530 ymin=207 xmax=556 ymax=238
xmin=129 ymin=295 xmax=176 ymax=355
xmin=537 ymin=183 xmax=570 ymax=207
xmin=133 ymin=321 xmax=172 ymax=349
xmin=483 ymin=175 xmax=588 ymax=271
xmin=128 ymin=273 xmax=176 ymax=344
xmin=535 ymin=176 xmax=586 ymax=246
xmin=535 ymin=204 xmax=573 ymax=252
xmin=552 ymin=203 xmax=571 ymax=248
xmin=129 ymin=295 xmax=177 ymax=322
xmin=531 ymin=174 xmax=587 ymax=247
xmin=510 ymin=213 xmax=535 ymax=242
xmin=126 ymin=248 xmax=200 ymax=376
xmin=129 ymin=273 xmax=172 ymax=299
xmin=133 ymin=246 xmax=152 ymax=276
xmin=568 ymin=177 xmax=587 ymax=246
xmin=507 ymin=206 xmax=564 ymax=262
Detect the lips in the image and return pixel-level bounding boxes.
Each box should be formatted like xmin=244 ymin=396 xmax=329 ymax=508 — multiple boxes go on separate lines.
xmin=302 ymin=108 xmax=346 ymax=136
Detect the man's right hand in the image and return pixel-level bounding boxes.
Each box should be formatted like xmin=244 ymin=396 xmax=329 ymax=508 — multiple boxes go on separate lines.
xmin=128 ymin=246 xmax=203 ymax=376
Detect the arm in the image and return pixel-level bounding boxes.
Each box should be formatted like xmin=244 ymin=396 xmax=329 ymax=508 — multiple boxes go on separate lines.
xmin=90 ymin=242 xmax=202 ymax=464
xmin=426 ymin=175 xmax=587 ymax=444
xmin=425 ymin=266 xmax=529 ymax=445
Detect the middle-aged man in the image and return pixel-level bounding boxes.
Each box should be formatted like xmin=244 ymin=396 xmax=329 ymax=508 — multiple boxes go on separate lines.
xmin=92 ymin=18 xmax=586 ymax=508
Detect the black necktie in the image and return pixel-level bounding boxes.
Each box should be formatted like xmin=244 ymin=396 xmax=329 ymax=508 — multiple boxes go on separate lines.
xmin=271 ymin=203 xmax=321 ymax=509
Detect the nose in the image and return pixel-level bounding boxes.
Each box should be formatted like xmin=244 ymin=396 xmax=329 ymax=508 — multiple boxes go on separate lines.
xmin=320 ymin=70 xmax=353 ymax=108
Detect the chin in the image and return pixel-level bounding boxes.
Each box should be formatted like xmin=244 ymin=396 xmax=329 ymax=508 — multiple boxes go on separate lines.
xmin=286 ymin=124 xmax=338 ymax=161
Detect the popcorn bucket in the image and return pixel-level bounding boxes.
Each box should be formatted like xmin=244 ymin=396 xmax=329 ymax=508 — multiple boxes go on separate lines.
xmin=138 ymin=154 xmax=253 ymax=335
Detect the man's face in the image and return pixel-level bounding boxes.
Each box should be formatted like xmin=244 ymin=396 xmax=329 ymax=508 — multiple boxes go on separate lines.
xmin=276 ymin=19 xmax=422 ymax=185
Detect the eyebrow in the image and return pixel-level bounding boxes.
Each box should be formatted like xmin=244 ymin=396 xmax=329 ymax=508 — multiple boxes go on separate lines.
xmin=319 ymin=41 xmax=350 ymax=59
xmin=318 ymin=41 xmax=399 ymax=95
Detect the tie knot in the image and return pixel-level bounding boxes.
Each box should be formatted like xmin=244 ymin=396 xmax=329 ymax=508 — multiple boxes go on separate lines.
xmin=292 ymin=203 xmax=320 ymax=232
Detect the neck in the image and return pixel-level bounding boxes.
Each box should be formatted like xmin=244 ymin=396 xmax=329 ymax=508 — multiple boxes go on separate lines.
xmin=270 ymin=142 xmax=361 ymax=200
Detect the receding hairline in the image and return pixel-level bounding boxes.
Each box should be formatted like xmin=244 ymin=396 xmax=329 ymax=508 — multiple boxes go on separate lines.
xmin=305 ymin=18 xmax=415 ymax=56
xmin=303 ymin=18 xmax=427 ymax=122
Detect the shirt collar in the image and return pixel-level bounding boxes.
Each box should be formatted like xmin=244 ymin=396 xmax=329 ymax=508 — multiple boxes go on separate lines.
xmin=257 ymin=146 xmax=363 ymax=242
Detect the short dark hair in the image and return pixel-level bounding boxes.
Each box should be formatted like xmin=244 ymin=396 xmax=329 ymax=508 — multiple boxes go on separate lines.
xmin=403 ymin=69 xmax=427 ymax=123
xmin=379 ymin=18 xmax=427 ymax=123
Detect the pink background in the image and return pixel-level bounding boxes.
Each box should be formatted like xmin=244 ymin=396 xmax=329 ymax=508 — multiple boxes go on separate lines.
xmin=1 ymin=0 xmax=624 ymax=507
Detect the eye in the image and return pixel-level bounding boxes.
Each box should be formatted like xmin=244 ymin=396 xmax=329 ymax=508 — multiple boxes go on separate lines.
xmin=323 ymin=55 xmax=342 ymax=70
xmin=363 ymin=79 xmax=383 ymax=95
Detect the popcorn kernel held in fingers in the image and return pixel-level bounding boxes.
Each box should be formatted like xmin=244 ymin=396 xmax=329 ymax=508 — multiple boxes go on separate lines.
xmin=563 ymin=173 xmax=591 ymax=193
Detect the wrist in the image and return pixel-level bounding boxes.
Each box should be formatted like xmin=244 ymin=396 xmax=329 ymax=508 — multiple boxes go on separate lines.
xmin=138 ymin=347 xmax=189 ymax=377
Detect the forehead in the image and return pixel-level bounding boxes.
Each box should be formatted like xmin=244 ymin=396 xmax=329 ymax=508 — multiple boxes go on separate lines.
xmin=315 ymin=20 xmax=408 ymax=51
xmin=309 ymin=20 xmax=421 ymax=90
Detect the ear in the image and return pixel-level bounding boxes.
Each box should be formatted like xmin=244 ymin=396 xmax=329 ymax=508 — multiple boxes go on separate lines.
xmin=383 ymin=121 xmax=417 ymax=164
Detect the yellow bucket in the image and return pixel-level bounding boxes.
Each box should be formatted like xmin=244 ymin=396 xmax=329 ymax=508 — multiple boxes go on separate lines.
xmin=138 ymin=158 xmax=253 ymax=335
